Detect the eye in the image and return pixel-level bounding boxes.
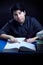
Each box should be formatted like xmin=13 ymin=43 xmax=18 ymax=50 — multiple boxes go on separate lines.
xmin=14 ymin=14 xmax=17 ymax=16
xmin=18 ymin=12 xmax=21 ymax=14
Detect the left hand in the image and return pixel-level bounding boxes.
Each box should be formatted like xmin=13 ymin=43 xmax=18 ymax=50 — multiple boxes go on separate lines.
xmin=24 ymin=37 xmax=38 ymax=43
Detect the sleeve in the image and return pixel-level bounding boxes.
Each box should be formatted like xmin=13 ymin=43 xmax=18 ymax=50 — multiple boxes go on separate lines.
xmin=0 ymin=22 xmax=10 ymax=35
xmin=32 ymin=17 xmax=43 ymax=32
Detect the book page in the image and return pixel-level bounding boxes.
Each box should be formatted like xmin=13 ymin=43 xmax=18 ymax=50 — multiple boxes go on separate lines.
xmin=19 ymin=42 xmax=36 ymax=51
xmin=4 ymin=38 xmax=36 ymax=51
xmin=4 ymin=38 xmax=25 ymax=49
xmin=4 ymin=42 xmax=20 ymax=49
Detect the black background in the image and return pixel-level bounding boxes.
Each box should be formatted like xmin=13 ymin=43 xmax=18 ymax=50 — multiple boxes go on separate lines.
xmin=0 ymin=0 xmax=43 ymax=29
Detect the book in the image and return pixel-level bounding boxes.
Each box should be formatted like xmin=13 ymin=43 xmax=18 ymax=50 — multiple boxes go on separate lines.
xmin=36 ymin=30 xmax=43 ymax=53
xmin=36 ymin=40 xmax=43 ymax=53
xmin=3 ymin=38 xmax=36 ymax=52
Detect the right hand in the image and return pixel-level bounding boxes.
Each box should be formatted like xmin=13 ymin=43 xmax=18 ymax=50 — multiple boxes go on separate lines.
xmin=8 ymin=36 xmax=19 ymax=43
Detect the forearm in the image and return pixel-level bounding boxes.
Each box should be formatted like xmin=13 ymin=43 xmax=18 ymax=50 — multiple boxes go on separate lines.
xmin=30 ymin=36 xmax=38 ymax=41
xmin=0 ymin=34 xmax=19 ymax=43
xmin=25 ymin=36 xmax=38 ymax=43
xmin=0 ymin=34 xmax=13 ymax=39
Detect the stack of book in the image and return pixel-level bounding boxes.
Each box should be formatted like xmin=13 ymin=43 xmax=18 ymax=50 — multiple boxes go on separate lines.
xmin=36 ymin=30 xmax=43 ymax=53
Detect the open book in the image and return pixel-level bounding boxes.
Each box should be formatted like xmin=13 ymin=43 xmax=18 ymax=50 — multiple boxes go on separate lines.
xmin=3 ymin=38 xmax=36 ymax=52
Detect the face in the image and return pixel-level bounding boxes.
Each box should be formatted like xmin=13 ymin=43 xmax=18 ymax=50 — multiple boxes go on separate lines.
xmin=13 ymin=10 xmax=26 ymax=24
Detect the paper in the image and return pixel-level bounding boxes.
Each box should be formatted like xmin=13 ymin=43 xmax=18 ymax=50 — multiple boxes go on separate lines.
xmin=4 ymin=38 xmax=36 ymax=51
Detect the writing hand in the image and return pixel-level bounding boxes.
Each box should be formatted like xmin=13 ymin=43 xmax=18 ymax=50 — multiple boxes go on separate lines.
xmin=8 ymin=36 xmax=19 ymax=43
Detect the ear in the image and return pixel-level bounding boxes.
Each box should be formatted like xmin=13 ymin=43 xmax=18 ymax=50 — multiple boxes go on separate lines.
xmin=24 ymin=10 xmax=26 ymax=15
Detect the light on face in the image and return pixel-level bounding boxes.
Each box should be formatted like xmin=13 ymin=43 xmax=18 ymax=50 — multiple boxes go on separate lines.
xmin=13 ymin=10 xmax=26 ymax=23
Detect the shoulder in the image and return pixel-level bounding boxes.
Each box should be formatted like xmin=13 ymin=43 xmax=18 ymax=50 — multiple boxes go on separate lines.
xmin=30 ymin=16 xmax=39 ymax=25
xmin=31 ymin=17 xmax=38 ymax=22
xmin=26 ymin=16 xmax=41 ymax=25
xmin=8 ymin=19 xmax=15 ymax=25
xmin=26 ymin=16 xmax=37 ymax=21
xmin=26 ymin=16 xmax=30 ymax=20
xmin=9 ymin=19 xmax=14 ymax=23
xmin=26 ymin=16 xmax=38 ymax=23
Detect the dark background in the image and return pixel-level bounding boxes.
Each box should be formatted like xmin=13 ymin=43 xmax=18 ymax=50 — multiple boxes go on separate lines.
xmin=0 ymin=0 xmax=43 ymax=29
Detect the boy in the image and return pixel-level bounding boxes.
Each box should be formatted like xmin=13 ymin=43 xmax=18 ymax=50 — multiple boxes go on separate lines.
xmin=0 ymin=3 xmax=43 ymax=43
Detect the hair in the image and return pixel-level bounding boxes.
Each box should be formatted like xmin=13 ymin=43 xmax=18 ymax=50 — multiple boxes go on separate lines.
xmin=10 ymin=3 xmax=26 ymax=15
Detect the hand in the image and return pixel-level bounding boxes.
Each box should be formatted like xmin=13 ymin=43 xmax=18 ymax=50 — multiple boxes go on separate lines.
xmin=8 ymin=36 xmax=19 ymax=43
xmin=24 ymin=38 xmax=37 ymax=43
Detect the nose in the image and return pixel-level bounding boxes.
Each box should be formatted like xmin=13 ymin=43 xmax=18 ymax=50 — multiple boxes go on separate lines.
xmin=17 ymin=14 xmax=20 ymax=19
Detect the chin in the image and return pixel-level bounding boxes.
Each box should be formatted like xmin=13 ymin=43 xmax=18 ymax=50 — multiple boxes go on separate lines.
xmin=20 ymin=21 xmax=24 ymax=23
xmin=18 ymin=20 xmax=24 ymax=23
